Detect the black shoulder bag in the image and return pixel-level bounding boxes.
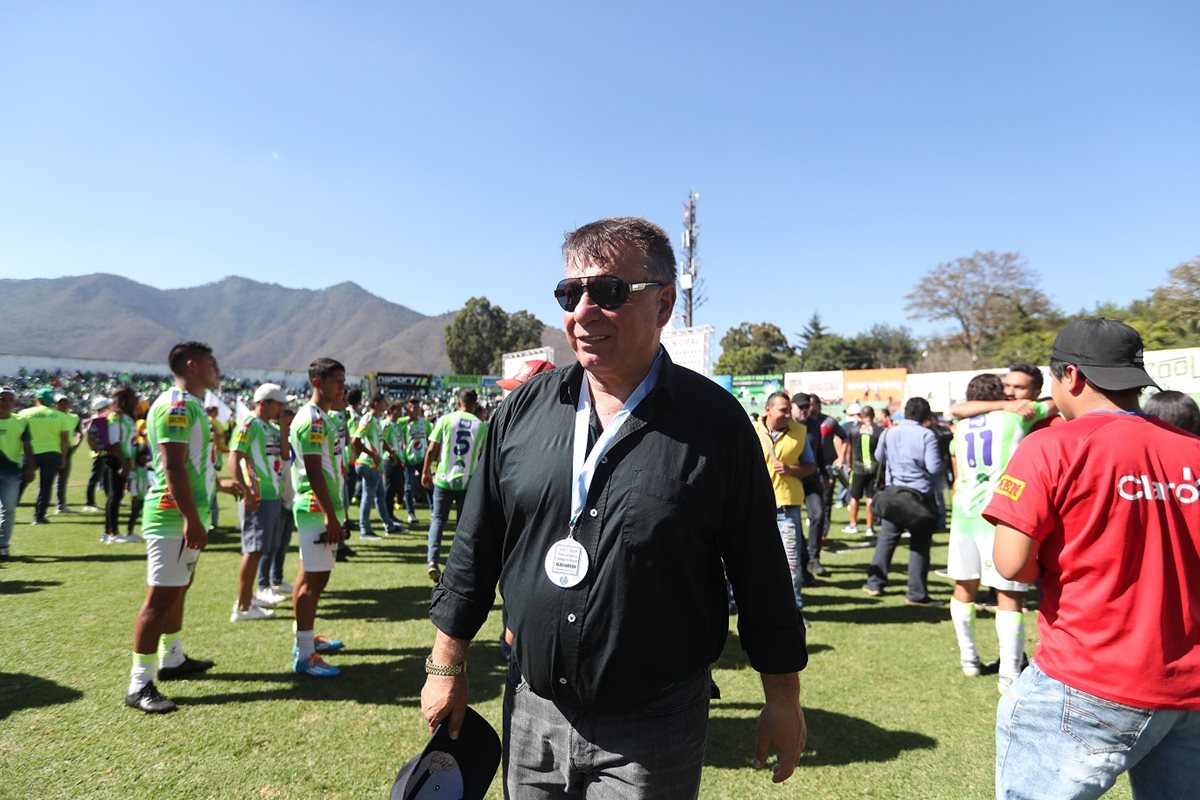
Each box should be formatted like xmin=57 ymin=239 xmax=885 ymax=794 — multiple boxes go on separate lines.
xmin=870 ymin=428 xmax=937 ymax=530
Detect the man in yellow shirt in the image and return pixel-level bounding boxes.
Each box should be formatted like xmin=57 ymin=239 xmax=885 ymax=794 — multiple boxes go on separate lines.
xmin=756 ymin=392 xmax=817 ymax=623
xmin=18 ymin=387 xmax=71 ymax=525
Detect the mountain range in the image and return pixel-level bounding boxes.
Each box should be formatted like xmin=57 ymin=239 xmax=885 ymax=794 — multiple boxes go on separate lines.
xmin=0 ymin=274 xmax=569 ymax=374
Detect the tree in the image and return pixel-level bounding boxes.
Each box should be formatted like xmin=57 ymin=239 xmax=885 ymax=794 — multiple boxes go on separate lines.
xmin=850 ymin=324 xmax=920 ymax=369
xmin=715 ymin=322 xmax=794 ymax=374
xmin=797 ymin=333 xmax=869 ymax=371
xmin=795 ymin=312 xmax=829 ymax=352
xmin=1150 ymin=257 xmax=1200 ymax=346
xmin=904 ymin=251 xmax=1057 ymax=363
xmin=444 ymin=297 xmax=544 ymax=374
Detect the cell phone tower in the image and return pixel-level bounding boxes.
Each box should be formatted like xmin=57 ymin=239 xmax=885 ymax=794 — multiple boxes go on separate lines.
xmin=680 ymin=190 xmax=701 ymax=327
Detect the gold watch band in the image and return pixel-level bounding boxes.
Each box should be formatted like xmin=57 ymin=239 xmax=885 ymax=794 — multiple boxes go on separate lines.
xmin=425 ymin=655 xmax=467 ymax=676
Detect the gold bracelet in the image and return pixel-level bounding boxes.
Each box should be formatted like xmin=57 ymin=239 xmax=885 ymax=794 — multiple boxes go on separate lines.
xmin=425 ymin=656 xmax=467 ymax=676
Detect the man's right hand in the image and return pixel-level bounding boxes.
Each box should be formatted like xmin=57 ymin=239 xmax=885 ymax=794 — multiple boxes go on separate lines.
xmin=421 ymin=471 xmax=433 ymax=490
xmin=182 ymin=516 xmax=208 ymax=550
xmin=421 ymin=674 xmax=469 ymax=739
xmin=324 ymin=515 xmax=344 ymax=544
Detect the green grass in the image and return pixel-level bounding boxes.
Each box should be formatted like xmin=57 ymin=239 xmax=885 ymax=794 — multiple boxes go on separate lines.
xmin=1 ymin=479 xmax=1132 ymax=799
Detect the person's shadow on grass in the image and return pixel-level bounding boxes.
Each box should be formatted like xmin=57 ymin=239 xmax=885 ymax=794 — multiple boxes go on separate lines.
xmin=171 ymin=640 xmax=511 ymax=709
xmin=705 ymin=703 xmax=937 ymax=767
xmin=0 ymin=673 xmax=84 ymax=721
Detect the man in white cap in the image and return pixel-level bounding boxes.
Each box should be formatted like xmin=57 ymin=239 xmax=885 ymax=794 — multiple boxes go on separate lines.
xmin=228 ymin=383 xmax=290 ymax=621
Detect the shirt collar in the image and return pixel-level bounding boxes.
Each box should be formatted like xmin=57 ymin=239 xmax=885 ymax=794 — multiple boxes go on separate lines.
xmin=558 ymin=346 xmax=676 ymax=412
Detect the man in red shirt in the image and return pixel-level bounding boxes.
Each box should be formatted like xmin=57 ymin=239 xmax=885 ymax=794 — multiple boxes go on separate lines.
xmin=987 ymin=319 xmax=1200 ymax=799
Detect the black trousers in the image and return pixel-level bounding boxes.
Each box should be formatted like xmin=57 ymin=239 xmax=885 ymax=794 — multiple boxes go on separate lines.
xmin=20 ymin=452 xmax=62 ymax=520
xmin=86 ymin=456 xmax=109 ymax=507
xmin=103 ymin=456 xmax=127 ymax=535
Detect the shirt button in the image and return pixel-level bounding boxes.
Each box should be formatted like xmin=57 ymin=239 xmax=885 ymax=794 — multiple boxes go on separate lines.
xmin=558 ymin=677 xmax=567 ymax=685
xmin=567 ymin=613 xmax=576 ymax=623
xmin=588 ymin=509 xmax=598 ymax=518
xmin=600 ymin=456 xmax=607 ymax=463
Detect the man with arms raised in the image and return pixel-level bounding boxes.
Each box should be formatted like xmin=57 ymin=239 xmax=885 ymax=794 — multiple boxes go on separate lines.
xmin=126 ymin=342 xmax=241 ymax=713
xmin=289 ymin=358 xmax=348 ymax=677
xmin=988 ymin=319 xmax=1200 ymax=798
xmin=420 ymin=217 xmax=807 ymax=797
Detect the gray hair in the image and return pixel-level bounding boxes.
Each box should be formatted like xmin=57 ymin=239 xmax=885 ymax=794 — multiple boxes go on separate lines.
xmin=562 ymin=217 xmax=677 ymax=285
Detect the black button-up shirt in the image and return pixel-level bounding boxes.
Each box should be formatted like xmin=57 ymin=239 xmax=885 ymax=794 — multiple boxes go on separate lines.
xmin=430 ymin=349 xmax=807 ymax=711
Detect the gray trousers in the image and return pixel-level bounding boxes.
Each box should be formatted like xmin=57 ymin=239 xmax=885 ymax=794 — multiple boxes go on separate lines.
xmin=503 ymin=664 xmax=710 ymax=799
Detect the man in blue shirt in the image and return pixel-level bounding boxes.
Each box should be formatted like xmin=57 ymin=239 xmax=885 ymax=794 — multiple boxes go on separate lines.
xmin=862 ymin=397 xmax=943 ymax=606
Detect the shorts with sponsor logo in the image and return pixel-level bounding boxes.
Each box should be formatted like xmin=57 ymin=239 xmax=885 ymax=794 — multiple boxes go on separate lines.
xmin=240 ymin=499 xmax=282 ymax=554
xmin=947 ymin=516 xmax=1028 ymax=592
xmin=296 ymin=520 xmax=337 ymax=573
xmin=146 ymin=536 xmax=202 ymax=587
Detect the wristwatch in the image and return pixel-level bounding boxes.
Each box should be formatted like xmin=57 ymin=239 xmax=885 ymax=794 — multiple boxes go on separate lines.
xmin=425 ymin=656 xmax=467 ymax=676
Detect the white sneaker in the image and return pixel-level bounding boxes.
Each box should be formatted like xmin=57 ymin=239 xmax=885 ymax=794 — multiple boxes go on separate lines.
xmin=254 ymin=589 xmax=284 ymax=608
xmin=407 ymin=513 xmax=418 ymax=524
xmin=82 ymin=505 xmax=102 ymax=513
xmin=100 ymin=533 xmax=116 ymax=544
xmin=865 ymin=526 xmax=877 ymax=536
xmin=112 ymin=534 xmax=139 ymax=544
xmin=273 ymin=581 xmax=294 ymax=594
xmin=841 ymin=524 xmax=859 ymax=533
xmin=998 ymin=676 xmax=1014 ymax=694
xmin=962 ymin=660 xmax=983 ymax=677
xmin=230 ymin=603 xmax=275 ymax=622
xmin=55 ymin=506 xmax=76 ymax=515
xmin=124 ymin=532 xmax=144 ymax=542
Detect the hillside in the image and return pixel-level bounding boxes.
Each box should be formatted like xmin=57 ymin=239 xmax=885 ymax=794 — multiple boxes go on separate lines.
xmin=0 ymin=274 xmax=570 ymax=374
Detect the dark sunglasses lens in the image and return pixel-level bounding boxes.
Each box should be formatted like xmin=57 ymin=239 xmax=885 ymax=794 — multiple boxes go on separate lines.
xmin=588 ymin=276 xmax=628 ymax=309
xmin=554 ymin=276 xmax=630 ymax=311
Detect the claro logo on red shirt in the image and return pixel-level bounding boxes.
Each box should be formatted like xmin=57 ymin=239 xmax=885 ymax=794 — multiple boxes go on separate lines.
xmin=1117 ymin=467 xmax=1199 ymax=504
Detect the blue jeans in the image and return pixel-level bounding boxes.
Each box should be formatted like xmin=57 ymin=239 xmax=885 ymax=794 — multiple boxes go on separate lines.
xmin=258 ymin=512 xmax=294 ymax=589
xmin=997 ymin=661 xmax=1200 ymax=799
xmin=402 ymin=463 xmax=425 ymax=516
xmin=776 ymin=506 xmax=805 ymax=610
xmin=503 ymin=661 xmax=709 ymax=799
xmin=426 ymin=485 xmax=465 ymax=565
xmin=356 ymin=463 xmax=395 ymax=533
xmin=0 ymin=471 xmax=21 ymax=550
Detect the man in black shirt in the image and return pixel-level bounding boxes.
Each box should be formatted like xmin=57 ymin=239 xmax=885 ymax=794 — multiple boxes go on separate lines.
xmin=420 ymin=217 xmax=808 ymax=797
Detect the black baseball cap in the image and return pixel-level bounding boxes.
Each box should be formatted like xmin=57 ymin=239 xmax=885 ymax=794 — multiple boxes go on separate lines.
xmin=390 ymin=707 xmax=501 ymax=800
xmin=1050 ymin=319 xmax=1159 ymax=391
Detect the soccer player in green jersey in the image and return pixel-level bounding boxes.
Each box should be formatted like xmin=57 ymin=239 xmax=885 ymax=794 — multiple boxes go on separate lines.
xmin=289 ymin=357 xmax=348 ymax=677
xmin=228 ymin=383 xmax=290 ymax=622
xmin=402 ymin=397 xmax=431 ymax=525
xmin=381 ymin=402 xmax=406 ymax=524
xmin=352 ymin=392 xmax=402 ymax=540
xmin=126 ymin=341 xmax=244 ymax=714
xmin=421 ymin=388 xmax=488 ymax=582
xmin=946 ymin=373 xmax=1047 ymax=692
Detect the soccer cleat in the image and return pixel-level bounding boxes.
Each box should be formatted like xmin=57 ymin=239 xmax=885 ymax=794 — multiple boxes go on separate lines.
xmin=157 ymin=655 xmax=215 ymax=681
xmin=231 ymin=603 xmax=275 ymax=622
xmin=427 ymin=562 xmax=441 ymax=583
xmin=292 ymin=636 xmax=344 ymax=656
xmin=841 ymin=524 xmax=859 ymax=534
xmin=125 ymin=681 xmax=177 ymax=714
xmin=360 ymin=531 xmax=382 ymax=541
xmin=293 ymin=652 xmax=341 ymax=677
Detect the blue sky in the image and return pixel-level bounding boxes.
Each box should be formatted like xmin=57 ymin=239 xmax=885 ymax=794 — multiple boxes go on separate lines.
xmin=2 ymin=2 xmax=1197 ymax=353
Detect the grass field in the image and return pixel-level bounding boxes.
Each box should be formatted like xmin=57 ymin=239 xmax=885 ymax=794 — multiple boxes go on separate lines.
xmin=1 ymin=474 xmax=1133 ymax=799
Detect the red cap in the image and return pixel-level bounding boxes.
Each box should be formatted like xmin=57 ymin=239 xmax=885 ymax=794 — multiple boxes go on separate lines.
xmin=498 ymin=359 xmax=556 ymax=391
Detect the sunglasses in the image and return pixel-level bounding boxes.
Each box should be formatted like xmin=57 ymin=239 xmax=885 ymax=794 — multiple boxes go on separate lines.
xmin=554 ymin=276 xmax=664 ymax=312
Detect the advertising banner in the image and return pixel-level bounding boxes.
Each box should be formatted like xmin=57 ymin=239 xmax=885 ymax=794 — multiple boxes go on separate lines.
xmin=784 ymin=371 xmax=844 ymax=403
xmin=731 ymin=374 xmax=784 ymax=408
xmin=842 ymin=368 xmax=908 ymax=406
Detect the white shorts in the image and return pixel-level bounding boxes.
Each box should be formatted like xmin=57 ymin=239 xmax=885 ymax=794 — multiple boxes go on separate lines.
xmin=296 ymin=522 xmax=337 ymax=573
xmin=146 ymin=537 xmax=202 ymax=587
xmin=946 ymin=526 xmax=1029 ymax=593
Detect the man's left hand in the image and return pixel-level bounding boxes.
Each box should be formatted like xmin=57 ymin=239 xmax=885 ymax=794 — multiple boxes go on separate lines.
xmin=753 ymin=698 xmax=807 ymax=782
